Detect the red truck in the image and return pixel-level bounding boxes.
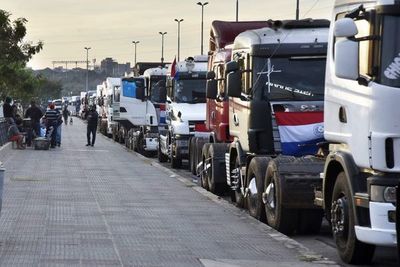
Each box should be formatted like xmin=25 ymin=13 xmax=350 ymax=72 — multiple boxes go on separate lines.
xmin=188 ymin=20 xmax=271 ymax=193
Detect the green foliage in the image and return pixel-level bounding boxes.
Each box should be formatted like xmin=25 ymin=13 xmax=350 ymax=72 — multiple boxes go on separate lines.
xmin=0 ymin=9 xmax=52 ymax=104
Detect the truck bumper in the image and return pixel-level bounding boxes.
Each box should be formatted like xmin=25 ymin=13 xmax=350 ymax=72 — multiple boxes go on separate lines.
xmin=355 ymin=202 xmax=397 ymax=246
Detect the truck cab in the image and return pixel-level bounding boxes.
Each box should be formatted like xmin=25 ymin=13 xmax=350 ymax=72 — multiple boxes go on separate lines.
xmin=225 ymin=19 xmax=329 ymax=233
xmin=158 ymin=56 xmax=208 ymax=168
xmin=317 ymin=0 xmax=400 ymax=264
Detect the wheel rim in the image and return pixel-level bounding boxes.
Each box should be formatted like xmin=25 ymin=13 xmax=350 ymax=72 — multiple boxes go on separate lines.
xmin=264 ymin=181 xmax=275 ymax=210
xmin=207 ymin=159 xmax=213 ymax=188
xmin=248 ymin=176 xmax=258 ymax=209
xmin=331 ymin=196 xmax=348 ymax=240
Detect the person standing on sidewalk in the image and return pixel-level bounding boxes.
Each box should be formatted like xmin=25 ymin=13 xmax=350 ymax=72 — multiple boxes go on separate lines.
xmin=25 ymin=100 xmax=44 ymax=145
xmin=86 ymin=105 xmax=98 ymax=147
xmin=44 ymin=104 xmax=60 ymax=148
xmin=62 ymin=105 xmax=70 ymax=125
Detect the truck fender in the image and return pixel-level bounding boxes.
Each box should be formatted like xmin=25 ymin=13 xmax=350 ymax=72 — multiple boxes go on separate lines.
xmin=228 ymin=140 xmax=246 ymax=167
xmin=323 ymin=151 xmax=361 ymax=225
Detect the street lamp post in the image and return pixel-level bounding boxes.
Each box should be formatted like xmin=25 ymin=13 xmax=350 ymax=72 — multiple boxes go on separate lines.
xmin=84 ymin=47 xmax=91 ymax=93
xmin=296 ymin=0 xmax=299 ymax=20
xmin=236 ymin=0 xmax=239 ymax=22
xmin=174 ymin=19 xmax=184 ymax=61
xmin=197 ymin=2 xmax=208 ymax=55
xmin=132 ymin=41 xmax=139 ymax=67
xmin=159 ymin=32 xmax=167 ymax=64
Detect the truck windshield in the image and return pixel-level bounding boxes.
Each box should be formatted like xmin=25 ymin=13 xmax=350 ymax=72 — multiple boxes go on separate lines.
xmin=173 ymin=79 xmax=206 ymax=103
xmin=150 ymin=77 xmax=166 ymax=103
xmin=380 ymin=15 xmax=400 ymax=88
xmin=253 ymin=56 xmax=325 ymax=101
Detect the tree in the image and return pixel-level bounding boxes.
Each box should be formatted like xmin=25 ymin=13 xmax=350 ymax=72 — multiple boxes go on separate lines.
xmin=0 ymin=9 xmax=43 ymax=102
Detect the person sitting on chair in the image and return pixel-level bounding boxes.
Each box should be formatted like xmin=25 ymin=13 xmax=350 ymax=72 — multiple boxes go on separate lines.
xmin=7 ymin=118 xmax=25 ymax=149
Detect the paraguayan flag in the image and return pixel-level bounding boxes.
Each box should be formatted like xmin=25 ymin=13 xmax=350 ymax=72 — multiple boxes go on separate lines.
xmin=275 ymin=111 xmax=324 ymax=157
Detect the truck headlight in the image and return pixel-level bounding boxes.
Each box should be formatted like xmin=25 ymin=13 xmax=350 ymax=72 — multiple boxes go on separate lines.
xmin=383 ymin=187 xmax=397 ymax=203
xmin=370 ymin=185 xmax=397 ymax=203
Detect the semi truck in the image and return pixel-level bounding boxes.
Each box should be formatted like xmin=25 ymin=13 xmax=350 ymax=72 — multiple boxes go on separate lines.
xmin=158 ymin=56 xmax=208 ymax=168
xmin=189 ymin=20 xmax=272 ymax=194
xmin=313 ymin=0 xmax=399 ymax=264
xmin=98 ymin=77 xmax=121 ymax=137
xmin=224 ymin=19 xmax=329 ymax=233
xmin=123 ymin=67 xmax=168 ymax=155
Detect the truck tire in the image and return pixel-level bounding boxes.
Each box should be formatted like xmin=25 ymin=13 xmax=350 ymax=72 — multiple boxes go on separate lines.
xmin=331 ymin=172 xmax=375 ymax=264
xmin=200 ymin=143 xmax=211 ymax=190
xmin=205 ymin=144 xmax=227 ymax=194
xmin=246 ymin=157 xmax=270 ymax=222
xmin=231 ymin=156 xmax=244 ymax=208
xmin=137 ymin=134 xmax=148 ymax=157
xmin=264 ymin=159 xmax=298 ymax=235
xmin=157 ymin=136 xmax=168 ymax=163
xmin=195 ymin=138 xmax=207 ymax=175
xmin=189 ymin=137 xmax=197 ymax=174
xmin=170 ymin=141 xmax=182 ymax=169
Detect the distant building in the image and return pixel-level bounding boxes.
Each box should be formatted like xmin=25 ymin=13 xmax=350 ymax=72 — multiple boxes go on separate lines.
xmin=100 ymin=58 xmax=131 ymax=76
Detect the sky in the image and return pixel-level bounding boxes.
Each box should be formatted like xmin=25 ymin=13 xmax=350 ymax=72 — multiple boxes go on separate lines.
xmin=2 ymin=0 xmax=333 ymax=70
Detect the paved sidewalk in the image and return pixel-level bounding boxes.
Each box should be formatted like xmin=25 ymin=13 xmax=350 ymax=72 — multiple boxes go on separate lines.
xmin=0 ymin=119 xmax=337 ymax=267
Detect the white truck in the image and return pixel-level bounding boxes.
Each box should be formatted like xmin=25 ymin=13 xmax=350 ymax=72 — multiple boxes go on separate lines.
xmin=224 ymin=19 xmax=329 ymax=234
xmin=158 ymin=56 xmax=208 ymax=168
xmin=99 ymin=78 xmax=121 ymax=137
xmin=120 ymin=67 xmax=167 ymax=156
xmin=313 ymin=0 xmax=399 ymax=264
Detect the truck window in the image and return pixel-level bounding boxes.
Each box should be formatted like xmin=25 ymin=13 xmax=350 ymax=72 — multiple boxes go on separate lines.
xmin=380 ymin=15 xmax=400 ymax=87
xmin=253 ymin=56 xmax=325 ymax=101
xmin=355 ymin=19 xmax=371 ymax=77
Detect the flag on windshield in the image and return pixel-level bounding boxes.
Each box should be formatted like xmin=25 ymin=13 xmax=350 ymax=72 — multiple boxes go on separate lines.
xmin=275 ymin=111 xmax=324 ymax=156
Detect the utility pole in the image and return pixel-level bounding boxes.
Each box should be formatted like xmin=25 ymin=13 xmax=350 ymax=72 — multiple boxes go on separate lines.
xmin=197 ymin=2 xmax=208 ymax=55
xmin=84 ymin=47 xmax=91 ymax=93
xmin=174 ymin=19 xmax=184 ymax=61
xmin=159 ymin=32 xmax=167 ymax=64
xmin=296 ymin=0 xmax=300 ymax=20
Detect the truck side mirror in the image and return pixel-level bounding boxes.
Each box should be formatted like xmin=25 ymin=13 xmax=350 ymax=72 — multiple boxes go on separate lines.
xmin=334 ymin=18 xmax=358 ymax=38
xmin=334 ymin=18 xmax=359 ymax=81
xmin=225 ymin=61 xmax=239 ymax=74
xmin=335 ymin=39 xmax=359 ymax=80
xmin=226 ymin=70 xmax=242 ymax=98
xmin=206 ymin=80 xmax=218 ymax=99
xmin=136 ymin=86 xmax=145 ymax=101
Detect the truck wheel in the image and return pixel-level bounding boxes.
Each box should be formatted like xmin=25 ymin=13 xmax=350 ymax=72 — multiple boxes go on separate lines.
xmin=195 ymin=138 xmax=207 ymax=175
xmin=137 ymin=134 xmax=149 ymax=157
xmin=231 ymin=156 xmax=244 ymax=208
xmin=331 ymin=172 xmax=375 ymax=264
xmin=206 ymin=144 xmax=227 ymax=194
xmin=264 ymin=160 xmax=298 ymax=235
xmin=171 ymin=154 xmax=182 ymax=168
xmin=200 ymin=143 xmax=211 ymax=190
xmin=157 ymin=136 xmax=168 ymax=163
xmin=297 ymin=209 xmax=323 ymax=234
xmin=246 ymin=157 xmax=269 ymax=222
xmin=189 ymin=137 xmax=197 ymax=174
xmin=170 ymin=142 xmax=182 ymax=169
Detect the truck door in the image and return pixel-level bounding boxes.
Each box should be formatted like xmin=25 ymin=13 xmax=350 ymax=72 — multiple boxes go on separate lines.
xmin=120 ymin=78 xmax=147 ymax=125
